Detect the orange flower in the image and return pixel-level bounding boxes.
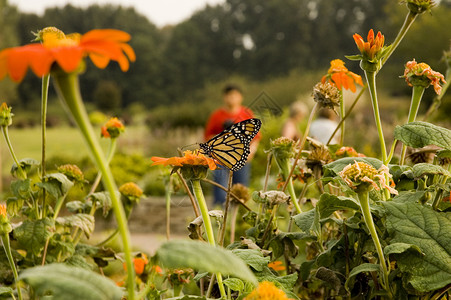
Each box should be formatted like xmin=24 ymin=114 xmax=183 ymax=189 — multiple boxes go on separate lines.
xmin=101 ymin=117 xmax=125 ymax=138
xmin=403 ymin=59 xmax=446 ymax=95
xmin=123 ymin=253 xmax=149 ymax=275
xmin=335 ymin=146 xmax=365 ymax=158
xmin=321 ymin=59 xmax=363 ymax=92
xmin=268 ymin=261 xmax=286 ymax=271
xmin=245 ymin=281 xmax=292 ymax=300
xmin=0 ymin=27 xmax=135 ymax=82
xmin=0 ymin=203 xmax=6 ymax=218
xmin=151 ymin=150 xmax=217 ymax=170
xmin=353 ymin=29 xmax=385 ymax=61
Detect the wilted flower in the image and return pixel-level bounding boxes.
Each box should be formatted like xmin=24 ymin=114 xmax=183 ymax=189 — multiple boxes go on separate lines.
xmin=321 ymin=59 xmax=364 ymax=92
xmin=339 ymin=161 xmax=397 ymax=194
xmin=0 ymin=102 xmax=13 ymax=127
xmin=230 ymin=183 xmax=250 ymax=203
xmin=0 ymin=27 xmax=135 ymax=82
xmin=245 ymin=281 xmax=292 ymax=300
xmin=406 ymin=0 xmax=437 ymax=14
xmin=119 ymin=182 xmax=143 ymax=202
xmin=253 ymin=190 xmax=290 ymax=207
xmin=402 ymin=59 xmax=446 ymax=95
xmin=57 ymin=164 xmax=85 ymax=183
xmin=312 ymin=82 xmax=340 ymax=112
xmin=101 ymin=117 xmax=125 ymax=139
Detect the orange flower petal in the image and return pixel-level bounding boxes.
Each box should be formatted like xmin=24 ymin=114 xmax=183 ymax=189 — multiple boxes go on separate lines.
xmin=52 ymin=47 xmax=84 ymax=72
xmin=6 ymin=48 xmax=31 ymax=82
xmin=89 ymin=53 xmax=110 ymax=69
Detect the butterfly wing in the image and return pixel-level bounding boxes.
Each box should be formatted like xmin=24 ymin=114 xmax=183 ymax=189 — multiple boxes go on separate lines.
xmin=200 ymin=118 xmax=261 ymax=171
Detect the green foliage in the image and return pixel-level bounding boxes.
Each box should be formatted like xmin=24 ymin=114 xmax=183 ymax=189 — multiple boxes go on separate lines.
xmin=19 ymin=263 xmax=123 ymax=300
xmin=395 ymin=121 xmax=451 ymax=150
xmin=156 ymin=240 xmax=258 ymax=286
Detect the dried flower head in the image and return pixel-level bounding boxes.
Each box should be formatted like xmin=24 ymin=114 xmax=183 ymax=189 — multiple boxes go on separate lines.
xmin=312 ymin=82 xmax=340 ymax=112
xmin=101 ymin=117 xmax=125 ymax=139
xmin=339 ymin=161 xmax=398 ymax=194
xmin=119 ymin=182 xmax=143 ymax=201
xmin=270 ymin=137 xmax=296 ymax=160
xmin=403 ymin=59 xmax=446 ymax=95
xmin=306 ymin=144 xmax=333 ymax=170
xmin=0 ymin=102 xmax=13 ymax=127
xmin=245 ymin=281 xmax=292 ymax=300
xmin=57 ymin=164 xmax=85 ymax=183
xmin=253 ymin=190 xmax=290 ymax=207
xmin=230 ymin=183 xmax=250 ymax=203
xmin=321 ymin=59 xmax=363 ymax=92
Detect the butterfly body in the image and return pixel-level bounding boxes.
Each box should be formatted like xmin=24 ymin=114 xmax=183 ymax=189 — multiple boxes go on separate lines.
xmin=199 ymin=118 xmax=261 ymax=171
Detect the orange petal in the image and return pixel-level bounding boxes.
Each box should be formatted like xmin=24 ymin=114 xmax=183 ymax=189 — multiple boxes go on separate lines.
xmin=82 ymin=29 xmax=131 ymax=43
xmin=121 ymin=43 xmax=136 ymax=62
xmin=52 ymin=47 xmax=84 ymax=72
xmin=7 ymin=47 xmax=31 ymax=82
xmin=89 ymin=53 xmax=110 ymax=69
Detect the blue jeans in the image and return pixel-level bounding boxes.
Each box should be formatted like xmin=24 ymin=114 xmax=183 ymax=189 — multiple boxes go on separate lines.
xmin=212 ymin=164 xmax=250 ymax=207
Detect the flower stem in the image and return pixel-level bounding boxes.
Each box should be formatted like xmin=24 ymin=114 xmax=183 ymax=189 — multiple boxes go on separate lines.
xmin=41 ymin=74 xmax=50 ymax=179
xmin=1 ymin=126 xmax=26 ymax=179
xmin=381 ymin=11 xmax=417 ymax=67
xmin=1 ymin=233 xmax=23 ymax=300
xmin=357 ymin=191 xmax=392 ymax=298
xmin=52 ymin=71 xmax=136 ymax=300
xmin=364 ymin=71 xmax=387 ymax=164
xmin=400 ymin=85 xmax=426 ymax=164
xmin=283 ymin=159 xmax=302 ymax=214
xmin=89 ymin=138 xmax=117 ymax=194
xmin=339 ymin=91 xmax=345 ymax=146
xmin=191 ymin=179 xmax=226 ymax=298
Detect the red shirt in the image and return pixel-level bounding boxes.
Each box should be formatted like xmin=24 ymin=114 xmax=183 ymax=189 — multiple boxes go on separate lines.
xmin=204 ymin=107 xmax=261 ymax=141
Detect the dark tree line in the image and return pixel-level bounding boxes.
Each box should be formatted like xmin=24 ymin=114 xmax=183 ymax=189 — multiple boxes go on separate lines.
xmin=1 ymin=0 xmax=450 ymax=110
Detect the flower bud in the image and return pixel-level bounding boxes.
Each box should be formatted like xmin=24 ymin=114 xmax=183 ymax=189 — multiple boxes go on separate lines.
xmin=101 ymin=117 xmax=125 ymax=139
xmin=0 ymin=102 xmax=14 ymax=127
xmin=0 ymin=204 xmax=12 ymax=235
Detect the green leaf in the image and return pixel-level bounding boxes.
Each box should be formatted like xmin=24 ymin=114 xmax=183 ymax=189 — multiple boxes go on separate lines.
xmin=392 ymin=191 xmax=426 ymax=204
xmin=411 ymin=163 xmax=450 ymax=178
xmin=394 ymin=121 xmax=451 ymax=150
xmin=66 ymin=200 xmax=88 ymax=213
xmin=232 ymin=249 xmax=270 ymax=272
xmin=292 ymin=207 xmax=320 ymax=237
xmin=11 ymin=158 xmax=39 ymax=177
xmin=345 ymin=263 xmax=381 ymax=291
xmin=0 ymin=287 xmax=14 ymax=297
xmin=37 ymin=173 xmax=74 ymax=200
xmin=19 ymin=263 xmax=123 ymax=300
xmin=88 ymin=192 xmax=112 ymax=217
xmin=14 ymin=218 xmax=54 ymax=256
xmin=10 ymin=179 xmax=32 ymax=200
xmin=383 ymin=243 xmax=423 ymax=256
xmin=317 ymin=193 xmax=360 ymax=218
xmin=56 ymin=214 xmax=95 ymax=238
xmin=156 ymin=240 xmax=257 ymax=285
xmin=6 ymin=197 xmax=24 ymax=216
xmin=384 ymin=202 xmax=451 ymax=292
xmin=223 ymin=278 xmax=245 ymax=292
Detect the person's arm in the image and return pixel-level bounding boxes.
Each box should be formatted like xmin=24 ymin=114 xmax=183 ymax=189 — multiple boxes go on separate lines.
xmin=247 ymin=139 xmax=260 ymax=161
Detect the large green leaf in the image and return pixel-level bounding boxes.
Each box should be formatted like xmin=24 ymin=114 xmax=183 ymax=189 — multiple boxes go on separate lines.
xmin=384 ymin=202 xmax=451 ymax=292
xmin=394 ymin=121 xmax=451 ymax=150
xmin=37 ymin=173 xmax=74 ymax=200
xmin=156 ymin=240 xmax=257 ymax=285
xmin=13 ymin=218 xmax=54 ymax=256
xmin=19 ymin=263 xmax=122 ymax=300
xmin=317 ymin=193 xmax=360 ymax=218
xmin=411 ymin=163 xmax=450 ymax=178
xmin=56 ymin=214 xmax=95 ymax=238
xmin=232 ymin=249 xmax=270 ymax=272
xmin=345 ymin=263 xmax=381 ymax=291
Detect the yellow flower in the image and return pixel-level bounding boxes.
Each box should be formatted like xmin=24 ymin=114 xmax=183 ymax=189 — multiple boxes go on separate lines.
xmin=338 ymin=161 xmax=398 ymax=194
xmin=321 ymin=59 xmax=363 ymax=92
xmin=119 ymin=182 xmax=143 ymax=200
xmin=402 ymin=59 xmax=446 ymax=95
xmin=245 ymin=281 xmax=292 ymax=300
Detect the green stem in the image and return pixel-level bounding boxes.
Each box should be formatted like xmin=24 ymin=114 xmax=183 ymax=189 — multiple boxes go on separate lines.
xmin=52 ymin=71 xmax=135 ymax=300
xmin=1 ymin=126 xmax=26 ymax=179
xmin=339 ymin=91 xmax=345 ymax=146
xmin=282 ymin=159 xmax=302 ymax=214
xmin=1 ymin=234 xmax=23 ymax=300
xmin=165 ymin=176 xmax=172 ymax=240
xmin=53 ymin=195 xmax=67 ymax=220
xmin=191 ymin=179 xmax=226 ymax=298
xmin=327 ymin=85 xmax=366 ymax=146
xmin=41 ymin=74 xmax=50 ymax=179
xmin=357 ymin=191 xmax=392 ymax=298
xmin=400 ymin=86 xmax=426 ymax=164
xmin=89 ymin=138 xmax=117 ymax=194
xmin=364 ymin=71 xmax=387 ymax=164
xmin=381 ymin=11 xmax=417 ymax=67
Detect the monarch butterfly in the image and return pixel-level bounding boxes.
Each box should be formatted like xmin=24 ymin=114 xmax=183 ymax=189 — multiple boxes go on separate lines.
xmin=199 ymin=118 xmax=261 ymax=171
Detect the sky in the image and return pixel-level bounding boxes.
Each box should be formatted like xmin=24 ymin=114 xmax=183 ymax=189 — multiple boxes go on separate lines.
xmin=11 ymin=0 xmax=226 ymax=27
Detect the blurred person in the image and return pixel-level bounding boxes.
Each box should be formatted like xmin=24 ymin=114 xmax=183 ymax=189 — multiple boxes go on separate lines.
xmin=309 ymin=108 xmax=340 ymax=144
xmin=204 ymin=84 xmax=261 ymax=206
xmin=281 ymin=101 xmax=308 ymax=141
